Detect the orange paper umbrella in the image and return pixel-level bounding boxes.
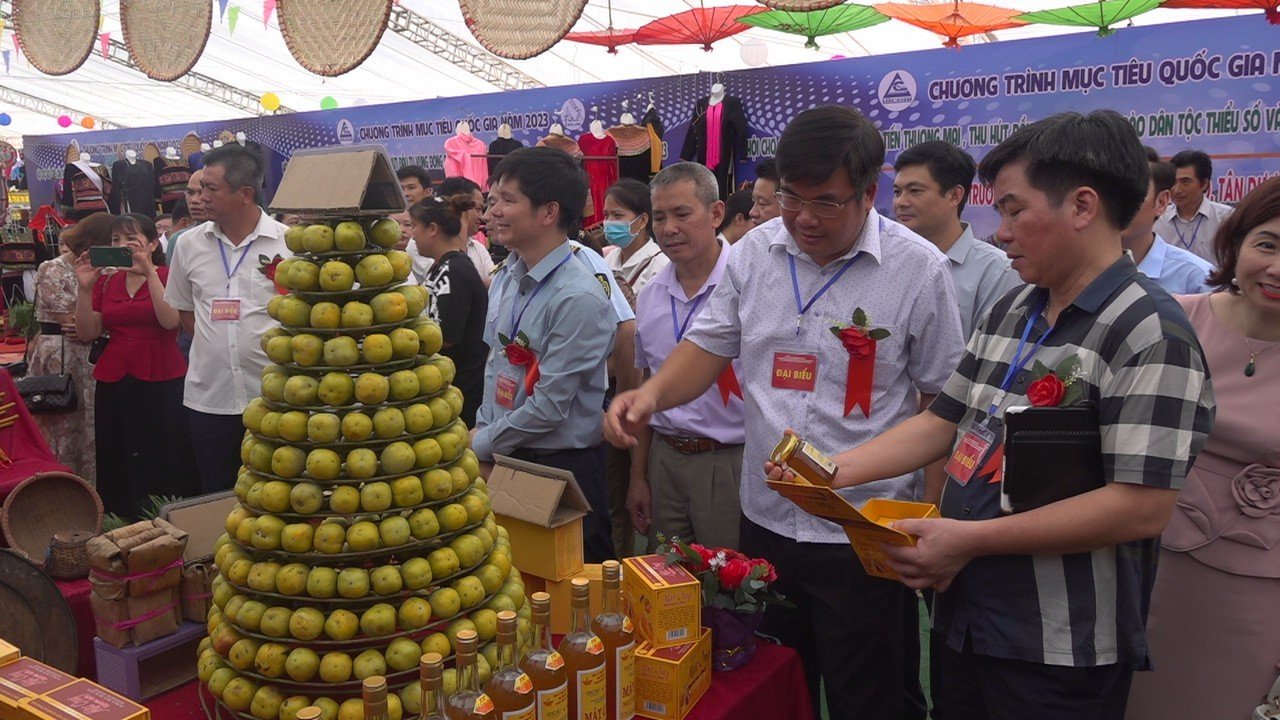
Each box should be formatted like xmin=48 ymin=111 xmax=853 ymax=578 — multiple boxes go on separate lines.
xmin=563 ymin=27 xmax=638 ymax=53
xmin=875 ymin=1 xmax=1027 ymax=47
xmin=1162 ymin=0 xmax=1279 ymax=24
xmin=633 ymin=4 xmax=766 ymax=51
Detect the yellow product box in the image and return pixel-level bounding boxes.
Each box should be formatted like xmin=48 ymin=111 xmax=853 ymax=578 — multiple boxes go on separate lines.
xmin=545 ymin=564 xmax=604 ymax=635
xmin=489 ymin=455 xmax=591 ymax=581
xmin=768 ymin=480 xmax=939 ymax=580
xmin=634 ymin=628 xmax=711 ymax=720
xmin=19 ymin=678 xmax=149 ymax=720
xmin=0 ymin=657 xmax=77 ymax=716
xmin=621 ymin=555 xmax=700 ymax=649
xmin=0 ymin=637 xmax=18 ymax=667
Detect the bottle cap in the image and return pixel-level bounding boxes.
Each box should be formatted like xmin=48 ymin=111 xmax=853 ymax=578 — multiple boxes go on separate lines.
xmin=602 ymin=559 xmax=621 ymax=582
xmin=571 ymin=577 xmax=590 ymax=602
xmin=456 ymin=629 xmax=478 ymax=653
xmin=363 ymin=676 xmax=387 ymax=696
xmin=296 ymin=709 xmax=322 ymax=720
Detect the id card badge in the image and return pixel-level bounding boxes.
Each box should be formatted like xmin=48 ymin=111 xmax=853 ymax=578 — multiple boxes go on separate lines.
xmin=944 ymin=414 xmax=997 ymax=487
xmin=495 ymin=372 xmax=519 ymax=409
xmin=210 ymin=298 xmax=241 ymax=322
xmin=771 ymin=351 xmax=818 ymax=392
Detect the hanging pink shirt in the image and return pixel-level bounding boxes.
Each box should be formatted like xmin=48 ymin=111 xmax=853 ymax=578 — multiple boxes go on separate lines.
xmin=443 ymin=134 xmax=490 ymax=187
xmin=705 ymin=101 xmax=724 ymax=171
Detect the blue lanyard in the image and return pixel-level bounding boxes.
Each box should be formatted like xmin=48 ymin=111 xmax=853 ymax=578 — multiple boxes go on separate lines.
xmin=1172 ymin=214 xmax=1204 ymax=250
xmin=670 ymin=293 xmax=707 ymax=342
xmin=788 ymin=253 xmax=859 ymax=335
xmin=217 ymin=239 xmax=254 ymax=294
xmin=508 ymin=253 xmax=571 ymax=340
xmin=990 ymin=296 xmax=1054 ymax=415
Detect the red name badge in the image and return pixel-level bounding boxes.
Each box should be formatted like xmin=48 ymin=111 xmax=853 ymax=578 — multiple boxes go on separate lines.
xmin=772 ymin=352 xmax=818 ymax=392
xmin=210 ymin=298 xmax=241 ymax=322
xmin=944 ymin=422 xmax=995 ymax=487
xmin=495 ymin=373 xmax=518 ymax=409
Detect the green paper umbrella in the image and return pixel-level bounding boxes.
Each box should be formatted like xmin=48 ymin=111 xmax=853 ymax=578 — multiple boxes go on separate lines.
xmin=739 ymin=4 xmax=890 ymax=49
xmin=1015 ymin=0 xmax=1163 ymax=37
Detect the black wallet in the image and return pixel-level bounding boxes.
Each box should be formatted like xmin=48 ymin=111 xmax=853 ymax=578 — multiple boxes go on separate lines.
xmin=1001 ymin=405 xmax=1104 ymax=513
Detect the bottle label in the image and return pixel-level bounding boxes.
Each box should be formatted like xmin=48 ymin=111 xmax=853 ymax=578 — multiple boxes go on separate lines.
xmin=513 ymin=672 xmax=533 ymax=694
xmin=616 ymin=641 xmax=636 ymax=719
xmin=575 ymin=665 xmax=607 ymax=720
xmin=799 ymin=442 xmax=837 ymax=475
xmin=474 ymin=693 xmax=496 ymax=715
xmin=502 ymin=705 xmax=536 ymax=720
xmin=537 ymin=681 xmax=569 ymax=720
xmin=545 ymin=651 xmax=565 ymax=671
xmin=622 ymin=616 xmax=634 ymax=634
xmin=585 ymin=637 xmax=604 ymax=656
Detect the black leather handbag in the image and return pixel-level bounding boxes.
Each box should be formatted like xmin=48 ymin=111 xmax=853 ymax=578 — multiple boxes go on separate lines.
xmin=16 ymin=316 xmax=77 ymax=414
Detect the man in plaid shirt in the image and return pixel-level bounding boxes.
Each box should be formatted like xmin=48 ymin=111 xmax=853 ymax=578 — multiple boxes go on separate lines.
xmin=769 ymin=110 xmax=1215 ymax=718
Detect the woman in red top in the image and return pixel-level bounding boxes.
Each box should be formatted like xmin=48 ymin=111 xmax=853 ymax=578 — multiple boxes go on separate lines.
xmin=73 ymin=214 xmax=198 ymax=518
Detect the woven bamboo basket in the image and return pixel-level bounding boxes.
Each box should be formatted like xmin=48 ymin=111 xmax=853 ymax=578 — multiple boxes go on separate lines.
xmin=278 ymin=0 xmax=393 ymax=77
xmin=180 ymin=132 xmax=203 ymax=161
xmin=143 ymin=142 xmax=161 ymax=163
xmin=756 ymin=0 xmax=846 ymax=9
xmin=0 ymin=472 xmax=103 ymax=566
xmin=46 ymin=530 xmax=94 ymax=580
xmin=121 ymin=0 xmax=211 ymax=82
xmin=459 ymin=0 xmax=588 ymax=59
xmin=12 ymin=0 xmax=100 ymax=76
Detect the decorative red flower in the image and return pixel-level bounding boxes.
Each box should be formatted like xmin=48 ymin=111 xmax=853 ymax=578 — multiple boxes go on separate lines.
xmin=1027 ymin=373 xmax=1066 ymax=407
xmin=689 ymin=544 xmax=715 ymax=571
xmin=749 ymin=558 xmax=777 ymax=584
xmin=837 ymin=326 xmax=872 ymax=357
xmin=505 ymin=344 xmax=536 ymax=367
xmin=718 ymin=558 xmax=751 ymax=590
xmin=258 ymin=254 xmax=287 ymax=295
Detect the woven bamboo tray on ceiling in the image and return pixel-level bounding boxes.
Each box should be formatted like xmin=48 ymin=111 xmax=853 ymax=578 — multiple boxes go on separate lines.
xmin=121 ymin=0 xmax=211 ymax=81
xmin=12 ymin=0 xmax=99 ymax=76
xmin=757 ymin=0 xmax=846 ymax=9
xmin=459 ymin=0 xmax=588 ymax=59
xmin=278 ymin=0 xmax=393 ymax=77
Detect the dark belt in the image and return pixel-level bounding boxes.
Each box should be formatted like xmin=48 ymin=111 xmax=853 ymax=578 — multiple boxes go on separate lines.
xmin=511 ymin=446 xmax=597 ymax=460
xmin=38 ymin=322 xmax=62 ymax=335
xmin=657 ymin=432 xmax=738 ymax=455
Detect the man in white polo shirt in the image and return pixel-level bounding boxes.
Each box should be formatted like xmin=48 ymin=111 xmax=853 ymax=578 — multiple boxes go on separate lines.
xmin=165 ymin=144 xmax=290 ymax=493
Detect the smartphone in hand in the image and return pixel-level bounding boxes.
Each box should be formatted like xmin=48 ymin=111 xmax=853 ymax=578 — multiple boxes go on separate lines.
xmin=89 ymin=246 xmax=134 ymax=268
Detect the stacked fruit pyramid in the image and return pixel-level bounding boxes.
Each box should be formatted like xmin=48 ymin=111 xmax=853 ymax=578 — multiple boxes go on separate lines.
xmin=197 ymin=217 xmax=530 ymax=720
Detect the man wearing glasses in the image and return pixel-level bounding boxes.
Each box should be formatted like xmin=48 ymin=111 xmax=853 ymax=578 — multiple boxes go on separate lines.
xmin=605 ymin=105 xmax=965 ymax=719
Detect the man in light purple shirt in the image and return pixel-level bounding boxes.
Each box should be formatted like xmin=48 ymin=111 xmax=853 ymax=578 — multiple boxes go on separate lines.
xmin=629 ymin=163 xmax=745 ymax=552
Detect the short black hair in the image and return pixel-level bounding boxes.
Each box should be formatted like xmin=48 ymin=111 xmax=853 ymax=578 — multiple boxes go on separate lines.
xmin=490 ymin=147 xmax=588 ymax=235
xmin=776 ymin=106 xmax=884 ymax=193
xmin=201 ymin=144 xmax=264 ymax=193
xmin=755 ymin=159 xmax=779 ymax=183
xmin=977 ymin=110 xmax=1148 ymax=230
xmin=893 ymin=140 xmax=977 ymax=213
xmin=720 ymin=189 xmax=754 ymax=232
xmin=1150 ymin=160 xmax=1176 ymax=196
xmin=1143 ymin=145 xmax=1161 ymax=163
xmin=605 ymin=178 xmax=653 ymax=240
xmin=1169 ymin=149 xmax=1212 ymax=183
xmin=396 ymin=165 xmax=432 ymax=189
xmin=436 ymin=176 xmax=481 ymax=197
xmin=171 ymin=198 xmax=190 ymax=223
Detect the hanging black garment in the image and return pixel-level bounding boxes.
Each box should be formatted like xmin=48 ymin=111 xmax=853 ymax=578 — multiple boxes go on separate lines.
xmin=679 ymin=95 xmax=748 ymax=199
xmin=110 ymin=159 xmax=158 ymax=218
xmin=487 ymin=137 xmax=523 ymax=175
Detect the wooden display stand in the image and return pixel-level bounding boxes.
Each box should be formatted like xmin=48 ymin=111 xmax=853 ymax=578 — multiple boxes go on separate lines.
xmin=92 ymin=621 xmax=204 ymax=701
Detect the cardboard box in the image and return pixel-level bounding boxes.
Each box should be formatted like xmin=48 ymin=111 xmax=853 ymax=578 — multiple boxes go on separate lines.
xmin=634 ymin=628 xmax=712 ymax=720
xmin=0 ymin=637 xmax=18 ymax=666
xmin=621 ymin=556 xmax=700 ymax=649
xmin=768 ymin=480 xmax=940 ymax=580
xmin=19 ymin=678 xmax=149 ymax=720
xmin=488 ymin=455 xmax=591 ymax=581
xmin=268 ymin=145 xmax=407 ymax=218
xmin=0 ymin=658 xmax=77 ymax=716
xmin=545 ymin=564 xmax=604 ymax=635
xmin=161 ymin=492 xmax=238 ymax=563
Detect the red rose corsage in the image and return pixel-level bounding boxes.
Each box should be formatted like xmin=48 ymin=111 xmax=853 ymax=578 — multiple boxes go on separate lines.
xmin=1026 ymin=357 xmax=1086 ymax=407
xmin=830 ymin=308 xmax=891 ymax=418
xmin=258 ymin=254 xmax=288 ymax=295
xmin=498 ymin=331 xmax=540 ymax=397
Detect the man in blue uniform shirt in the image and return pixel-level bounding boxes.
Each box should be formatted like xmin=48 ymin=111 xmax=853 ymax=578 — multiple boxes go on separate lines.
xmin=472 ymin=147 xmax=618 ymax=562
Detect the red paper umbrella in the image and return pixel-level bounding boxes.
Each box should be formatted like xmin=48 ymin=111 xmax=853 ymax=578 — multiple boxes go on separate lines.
xmin=875 ymin=1 xmax=1027 ymax=47
xmin=563 ymin=27 xmax=639 ymax=53
xmin=1162 ymin=0 xmax=1279 ymax=24
xmin=633 ymin=5 xmax=767 ymax=51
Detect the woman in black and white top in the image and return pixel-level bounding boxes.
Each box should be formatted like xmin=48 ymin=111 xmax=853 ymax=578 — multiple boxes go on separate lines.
xmin=409 ymin=194 xmax=488 ymax=426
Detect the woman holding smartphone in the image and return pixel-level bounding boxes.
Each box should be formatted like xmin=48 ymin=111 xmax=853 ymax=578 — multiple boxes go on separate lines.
xmin=74 ymin=213 xmax=198 ymax=518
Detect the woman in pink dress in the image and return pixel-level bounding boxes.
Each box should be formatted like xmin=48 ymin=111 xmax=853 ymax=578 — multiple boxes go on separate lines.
xmin=1127 ymin=177 xmax=1280 ymax=719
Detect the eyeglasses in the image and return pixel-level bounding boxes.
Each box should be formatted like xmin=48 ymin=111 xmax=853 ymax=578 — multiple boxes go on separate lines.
xmin=775 ymin=190 xmax=860 ymax=218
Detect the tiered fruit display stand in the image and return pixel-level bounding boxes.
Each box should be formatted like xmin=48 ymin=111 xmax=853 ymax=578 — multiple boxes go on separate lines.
xmin=195 ymin=208 xmax=530 ymax=720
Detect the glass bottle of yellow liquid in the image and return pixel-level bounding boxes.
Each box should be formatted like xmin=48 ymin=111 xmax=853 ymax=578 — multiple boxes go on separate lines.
xmin=592 ymin=561 xmax=635 ymax=720
xmin=446 ymin=630 xmax=499 ymax=720
xmin=363 ymin=676 xmax=390 ymax=720
xmin=557 ymin=578 xmax=607 ymax=720
xmin=422 ymin=653 xmax=447 ymax=720
xmin=519 ymin=591 xmax=569 ymax=720
xmin=484 ymin=610 xmax=537 ymax=719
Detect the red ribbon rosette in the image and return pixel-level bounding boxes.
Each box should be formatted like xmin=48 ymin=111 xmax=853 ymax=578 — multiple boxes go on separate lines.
xmin=837 ymin=326 xmax=876 ymax=418
xmin=259 ymin=254 xmax=288 ymax=295
xmin=504 ymin=342 xmax=540 ymax=397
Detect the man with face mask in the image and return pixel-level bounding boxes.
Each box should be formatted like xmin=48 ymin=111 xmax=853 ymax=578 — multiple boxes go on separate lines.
xmin=603 ymin=178 xmax=669 ymax=297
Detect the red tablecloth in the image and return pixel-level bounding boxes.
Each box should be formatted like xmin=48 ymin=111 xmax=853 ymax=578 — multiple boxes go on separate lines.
xmin=145 ymin=640 xmax=814 ymax=720
xmin=0 ymin=366 xmax=72 ymax=507
xmin=54 ymin=577 xmax=97 ymax=680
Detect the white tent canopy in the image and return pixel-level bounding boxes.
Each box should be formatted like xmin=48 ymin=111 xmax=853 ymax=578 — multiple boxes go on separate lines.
xmin=0 ymin=0 xmax=1246 ymax=146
